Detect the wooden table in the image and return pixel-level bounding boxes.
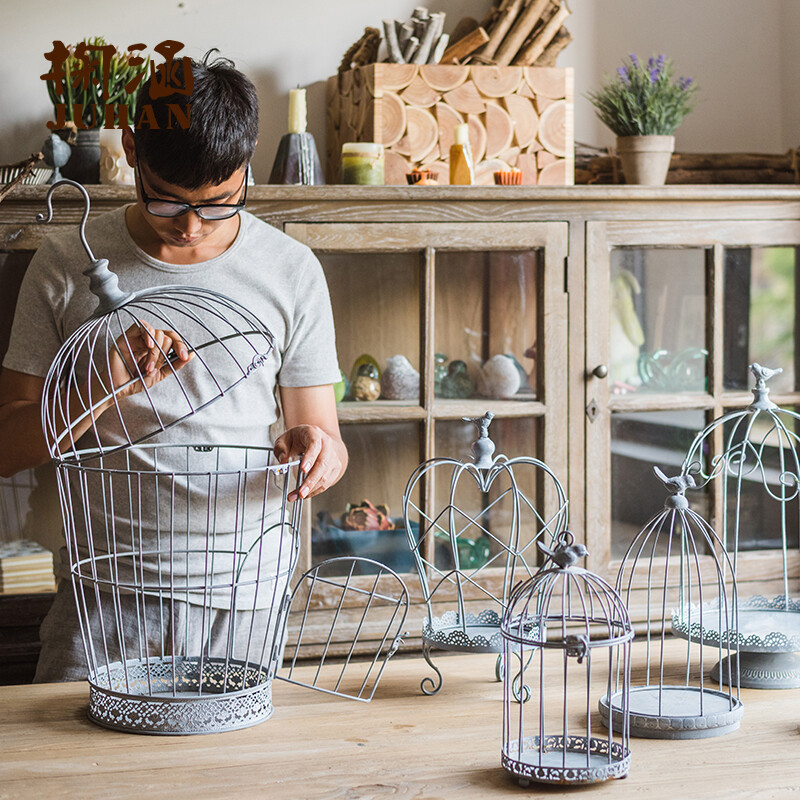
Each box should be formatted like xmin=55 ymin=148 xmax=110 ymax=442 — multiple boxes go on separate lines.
xmin=0 ymin=644 xmax=797 ymax=800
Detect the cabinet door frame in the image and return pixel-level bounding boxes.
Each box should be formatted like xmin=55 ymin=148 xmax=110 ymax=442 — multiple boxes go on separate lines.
xmin=285 ymin=221 xmax=569 ymax=602
xmin=586 ymin=220 xmax=800 ymax=603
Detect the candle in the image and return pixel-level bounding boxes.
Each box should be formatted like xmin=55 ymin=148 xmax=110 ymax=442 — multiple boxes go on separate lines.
xmin=288 ymin=88 xmax=307 ymax=134
xmin=341 ymin=142 xmax=384 ymax=185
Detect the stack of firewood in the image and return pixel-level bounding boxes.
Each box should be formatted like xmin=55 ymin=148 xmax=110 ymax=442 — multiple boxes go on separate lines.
xmin=338 ymin=1 xmax=572 ymax=75
xmin=576 ymin=148 xmax=800 ymax=185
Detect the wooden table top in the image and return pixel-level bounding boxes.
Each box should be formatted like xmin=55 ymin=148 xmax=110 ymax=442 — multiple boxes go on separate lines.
xmin=0 ymin=642 xmax=798 ymax=800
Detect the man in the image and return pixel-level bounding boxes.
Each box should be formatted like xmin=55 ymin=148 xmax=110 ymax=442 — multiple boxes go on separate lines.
xmin=0 ymin=51 xmax=347 ymax=681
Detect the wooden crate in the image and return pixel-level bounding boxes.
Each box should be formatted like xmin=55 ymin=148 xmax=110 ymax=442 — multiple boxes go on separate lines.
xmin=326 ymin=64 xmax=573 ymax=185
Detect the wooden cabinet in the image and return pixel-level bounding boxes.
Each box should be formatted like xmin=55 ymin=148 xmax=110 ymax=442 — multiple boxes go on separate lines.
xmin=2 ymin=185 xmax=800 ymax=644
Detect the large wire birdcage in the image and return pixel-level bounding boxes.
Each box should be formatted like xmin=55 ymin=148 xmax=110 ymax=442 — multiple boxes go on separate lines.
xmin=600 ymin=466 xmax=743 ymax=739
xmin=39 ymin=181 xmax=301 ymax=734
xmin=678 ymin=363 xmax=800 ymax=689
xmin=501 ymin=532 xmax=633 ymax=786
xmin=402 ymin=412 xmax=568 ymax=695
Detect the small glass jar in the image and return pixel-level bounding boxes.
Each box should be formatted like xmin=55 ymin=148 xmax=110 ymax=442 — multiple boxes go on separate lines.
xmin=341 ymin=142 xmax=384 ymax=185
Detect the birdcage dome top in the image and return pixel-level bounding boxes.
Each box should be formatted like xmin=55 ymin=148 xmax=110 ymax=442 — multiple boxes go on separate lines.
xmin=38 ymin=181 xmax=275 ymax=461
xmin=501 ymin=533 xmax=632 ymax=650
xmin=681 ymin=363 xmax=800 ymax=496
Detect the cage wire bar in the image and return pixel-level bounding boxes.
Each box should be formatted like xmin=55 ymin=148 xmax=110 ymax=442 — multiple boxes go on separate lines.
xmin=402 ymin=412 xmax=568 ymax=695
xmin=600 ymin=466 xmax=743 ymax=739
xmin=501 ymin=532 xmax=633 ymax=786
xmin=39 ymin=181 xmax=305 ymax=734
xmin=677 ymin=363 xmax=800 ymax=688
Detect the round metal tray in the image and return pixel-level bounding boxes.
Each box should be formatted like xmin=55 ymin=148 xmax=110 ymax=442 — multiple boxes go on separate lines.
xmin=503 ymin=735 xmax=630 ymax=785
xmin=600 ymin=686 xmax=743 ymax=739
xmin=88 ymin=656 xmax=273 ymax=735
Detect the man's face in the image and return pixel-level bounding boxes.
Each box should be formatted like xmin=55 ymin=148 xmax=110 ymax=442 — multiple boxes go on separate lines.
xmin=121 ymin=128 xmax=246 ymax=254
xmin=133 ymin=158 xmax=247 ymax=249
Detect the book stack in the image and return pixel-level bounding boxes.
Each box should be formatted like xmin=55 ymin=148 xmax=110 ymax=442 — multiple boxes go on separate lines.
xmin=0 ymin=540 xmax=56 ymax=594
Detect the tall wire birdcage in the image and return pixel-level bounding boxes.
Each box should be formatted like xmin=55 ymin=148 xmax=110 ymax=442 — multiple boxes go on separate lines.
xmin=501 ymin=532 xmax=633 ymax=786
xmin=678 ymin=363 xmax=800 ymax=689
xmin=600 ymin=466 xmax=743 ymax=739
xmin=402 ymin=412 xmax=568 ymax=695
xmin=39 ymin=181 xmax=302 ymax=734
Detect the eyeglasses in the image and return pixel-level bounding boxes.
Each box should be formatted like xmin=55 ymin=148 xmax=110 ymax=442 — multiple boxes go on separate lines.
xmin=135 ymin=159 xmax=248 ymax=220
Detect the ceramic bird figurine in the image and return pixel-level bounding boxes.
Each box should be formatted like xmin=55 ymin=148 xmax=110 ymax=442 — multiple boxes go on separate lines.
xmin=653 ymin=465 xmax=695 ymax=495
xmin=441 ymin=359 xmax=474 ymax=399
xmin=538 ymin=536 xmax=589 ymax=568
xmin=42 ymin=133 xmax=71 ymax=182
xmin=750 ymin=363 xmax=782 ymax=388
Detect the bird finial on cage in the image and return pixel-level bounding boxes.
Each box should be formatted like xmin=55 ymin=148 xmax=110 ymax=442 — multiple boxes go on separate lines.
xmin=653 ymin=465 xmax=694 ymax=509
xmin=537 ymin=530 xmax=588 ymax=569
xmin=749 ymin=363 xmax=781 ymax=410
xmin=462 ymin=410 xmax=496 ymax=468
xmin=37 ymin=179 xmax=135 ymax=316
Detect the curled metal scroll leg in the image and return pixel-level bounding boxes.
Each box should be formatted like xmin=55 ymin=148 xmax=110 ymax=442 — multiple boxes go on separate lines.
xmin=420 ymin=641 xmax=443 ymax=696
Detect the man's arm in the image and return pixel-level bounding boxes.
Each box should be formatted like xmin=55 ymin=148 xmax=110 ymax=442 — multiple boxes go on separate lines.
xmin=274 ymin=384 xmax=348 ymax=502
xmin=0 ymin=369 xmax=50 ymax=477
xmin=0 ymin=321 xmax=192 ymax=478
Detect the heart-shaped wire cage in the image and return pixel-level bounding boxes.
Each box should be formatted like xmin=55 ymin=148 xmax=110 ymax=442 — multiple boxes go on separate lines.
xmin=401 ymin=412 xmax=569 ymax=695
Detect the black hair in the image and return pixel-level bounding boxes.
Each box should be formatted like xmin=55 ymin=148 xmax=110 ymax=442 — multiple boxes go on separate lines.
xmin=133 ymin=49 xmax=258 ymax=189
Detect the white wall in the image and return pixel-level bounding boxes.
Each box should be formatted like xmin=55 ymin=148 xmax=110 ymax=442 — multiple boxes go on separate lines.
xmin=1 ymin=0 xmax=797 ymax=181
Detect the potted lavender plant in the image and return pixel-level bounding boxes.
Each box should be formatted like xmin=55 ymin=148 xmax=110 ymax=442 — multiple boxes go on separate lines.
xmin=587 ymin=54 xmax=698 ymax=185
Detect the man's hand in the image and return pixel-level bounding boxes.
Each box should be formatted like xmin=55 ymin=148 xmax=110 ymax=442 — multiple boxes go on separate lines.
xmin=273 ymin=424 xmax=347 ymax=501
xmin=101 ymin=320 xmax=194 ymax=405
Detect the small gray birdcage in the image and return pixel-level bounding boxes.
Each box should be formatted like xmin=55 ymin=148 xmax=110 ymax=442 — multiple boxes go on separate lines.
xmin=402 ymin=412 xmax=568 ymax=695
xmin=39 ymin=181 xmax=408 ymax=734
xmin=600 ymin=466 xmax=743 ymax=739
xmin=501 ymin=532 xmax=633 ymax=786
xmin=39 ymin=181 xmax=301 ymax=734
xmin=677 ymin=363 xmax=800 ymax=689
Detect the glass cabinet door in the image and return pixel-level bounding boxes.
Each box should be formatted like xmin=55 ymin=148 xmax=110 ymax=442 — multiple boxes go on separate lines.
xmin=586 ymin=220 xmax=800 ymax=603
xmin=285 ymin=222 xmax=569 ymax=580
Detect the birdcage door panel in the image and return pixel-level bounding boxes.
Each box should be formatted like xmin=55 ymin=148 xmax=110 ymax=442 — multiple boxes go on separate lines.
xmin=586 ymin=220 xmax=800 ymax=611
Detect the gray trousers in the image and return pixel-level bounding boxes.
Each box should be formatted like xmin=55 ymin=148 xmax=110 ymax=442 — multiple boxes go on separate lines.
xmin=34 ymin=579 xmax=287 ymax=683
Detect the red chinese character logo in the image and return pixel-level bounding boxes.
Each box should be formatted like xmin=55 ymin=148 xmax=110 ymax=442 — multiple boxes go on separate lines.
xmin=148 ymin=40 xmax=194 ymax=99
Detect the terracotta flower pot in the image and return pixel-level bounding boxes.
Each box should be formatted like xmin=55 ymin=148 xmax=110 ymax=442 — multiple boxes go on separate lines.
xmin=616 ymin=135 xmax=675 ymax=186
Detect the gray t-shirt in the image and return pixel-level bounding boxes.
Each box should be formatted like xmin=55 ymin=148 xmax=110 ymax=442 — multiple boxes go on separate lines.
xmin=4 ymin=206 xmax=340 ymax=606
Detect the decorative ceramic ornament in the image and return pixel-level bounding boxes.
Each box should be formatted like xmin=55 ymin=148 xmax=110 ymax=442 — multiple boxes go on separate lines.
xmin=479 ymin=354 xmax=520 ymax=399
xmin=333 ymin=369 xmax=348 ymax=403
xmin=440 ymin=359 xmax=473 ymax=399
xmin=381 ymin=355 xmax=419 ymax=400
xmin=352 ymin=374 xmax=381 ymax=401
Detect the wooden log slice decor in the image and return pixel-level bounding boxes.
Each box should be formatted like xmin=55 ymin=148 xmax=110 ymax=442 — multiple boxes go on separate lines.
xmin=517 ymin=152 xmax=538 ymax=185
xmin=538 ymin=159 xmax=568 ymax=185
xmin=376 ymin=92 xmax=407 ymax=147
xmin=524 ymin=67 xmax=566 ymax=99
xmin=419 ymin=65 xmax=469 ymax=92
xmin=498 ymin=146 xmax=521 ymax=165
xmin=484 ymin=103 xmax=514 ymax=159
xmin=442 ymin=81 xmax=486 ymax=115
xmin=374 ymin=63 xmax=418 ymax=92
xmin=470 ymin=66 xmax=522 ymax=98
xmin=418 ymin=159 xmax=449 ymax=184
xmin=398 ymin=106 xmax=439 ymax=163
xmin=537 ymin=150 xmax=558 ymax=169
xmin=384 ymin=150 xmax=411 ymax=185
xmin=502 ymin=94 xmax=538 ymax=149
xmin=435 ymin=102 xmax=464 ymax=158
xmin=467 ymin=114 xmax=487 ymax=163
xmin=537 ymin=99 xmax=567 ymax=156
xmin=400 ymin=75 xmax=441 ymax=108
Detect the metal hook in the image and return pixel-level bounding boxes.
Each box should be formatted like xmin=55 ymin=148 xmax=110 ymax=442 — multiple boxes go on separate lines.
xmin=37 ymin=179 xmax=97 ymax=263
